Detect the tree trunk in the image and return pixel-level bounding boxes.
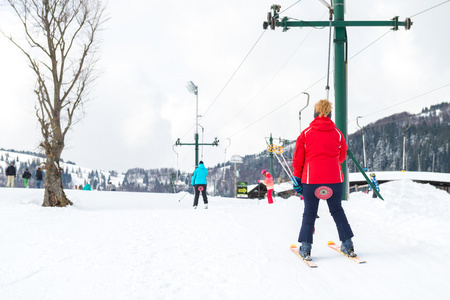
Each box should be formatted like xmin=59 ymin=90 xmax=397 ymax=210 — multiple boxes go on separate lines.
xmin=42 ymin=153 xmax=73 ymax=207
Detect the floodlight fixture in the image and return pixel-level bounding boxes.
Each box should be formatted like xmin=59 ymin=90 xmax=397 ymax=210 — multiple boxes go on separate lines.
xmin=317 ymin=0 xmax=332 ymax=9
xmin=186 ymin=80 xmax=200 ymax=163
xmin=186 ymin=81 xmax=198 ymax=95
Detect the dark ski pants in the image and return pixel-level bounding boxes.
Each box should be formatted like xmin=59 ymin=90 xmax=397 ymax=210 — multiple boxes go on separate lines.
xmin=193 ymin=184 xmax=208 ymax=206
xmin=298 ymin=183 xmax=354 ymax=244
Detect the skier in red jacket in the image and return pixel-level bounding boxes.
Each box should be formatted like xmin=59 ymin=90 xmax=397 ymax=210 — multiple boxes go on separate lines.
xmin=292 ymin=99 xmax=356 ymax=261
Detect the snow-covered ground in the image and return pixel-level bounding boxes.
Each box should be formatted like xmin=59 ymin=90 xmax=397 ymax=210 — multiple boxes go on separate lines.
xmin=1 ymin=180 xmax=449 ymax=299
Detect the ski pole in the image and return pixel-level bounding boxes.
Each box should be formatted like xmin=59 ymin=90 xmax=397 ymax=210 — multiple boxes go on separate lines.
xmin=178 ymin=191 xmax=190 ymax=202
xmin=279 ymin=149 xmax=295 ymax=180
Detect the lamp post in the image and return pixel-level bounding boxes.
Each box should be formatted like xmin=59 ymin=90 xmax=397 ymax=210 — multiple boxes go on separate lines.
xmin=186 ymin=81 xmax=200 ymax=166
xmin=223 ymin=138 xmax=231 ymax=182
xmin=176 ymin=81 xmax=219 ymax=168
xmin=230 ymin=154 xmax=243 ymax=198
xmin=198 ymin=123 xmax=205 ymax=161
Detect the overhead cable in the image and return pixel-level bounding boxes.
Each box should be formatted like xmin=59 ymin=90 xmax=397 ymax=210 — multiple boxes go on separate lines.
xmin=202 ymin=30 xmax=266 ymax=118
xmin=409 ymin=0 xmax=450 ymax=18
xmin=361 ymin=83 xmax=450 ymax=119
xmin=202 ymin=0 xmax=304 ymax=119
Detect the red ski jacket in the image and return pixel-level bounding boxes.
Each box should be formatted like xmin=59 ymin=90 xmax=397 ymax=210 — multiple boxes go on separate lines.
xmin=262 ymin=172 xmax=274 ymax=190
xmin=292 ymin=116 xmax=347 ymax=184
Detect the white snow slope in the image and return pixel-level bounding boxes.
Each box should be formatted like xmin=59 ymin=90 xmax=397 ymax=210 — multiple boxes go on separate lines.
xmin=1 ymin=179 xmax=449 ymax=300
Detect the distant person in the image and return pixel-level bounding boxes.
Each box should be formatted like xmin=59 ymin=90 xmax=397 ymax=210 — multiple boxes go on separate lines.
xmin=5 ymin=162 xmax=16 ymax=188
xmin=259 ymin=169 xmax=274 ymax=204
xmin=35 ymin=167 xmax=43 ymax=189
xmin=367 ymin=173 xmax=380 ymax=198
xmin=82 ymin=183 xmax=91 ymax=190
xmin=108 ymin=182 xmax=116 ymax=191
xmin=78 ymin=185 xmax=83 ymax=190
xmin=191 ymin=161 xmax=208 ymax=209
xmin=292 ymin=99 xmax=356 ymax=261
xmin=22 ymin=168 xmax=32 ymax=188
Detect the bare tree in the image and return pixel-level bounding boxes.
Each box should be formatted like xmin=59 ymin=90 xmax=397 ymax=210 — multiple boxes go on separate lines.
xmin=2 ymin=0 xmax=107 ymax=206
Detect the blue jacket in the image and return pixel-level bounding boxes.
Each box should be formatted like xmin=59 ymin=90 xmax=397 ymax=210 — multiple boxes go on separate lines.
xmin=368 ymin=177 xmax=380 ymax=192
xmin=191 ymin=163 xmax=208 ymax=185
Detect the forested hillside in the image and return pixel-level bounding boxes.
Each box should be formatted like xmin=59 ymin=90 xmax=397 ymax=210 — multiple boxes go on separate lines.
xmin=348 ymin=102 xmax=449 ymax=173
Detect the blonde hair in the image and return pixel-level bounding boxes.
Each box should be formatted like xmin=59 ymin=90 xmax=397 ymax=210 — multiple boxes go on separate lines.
xmin=314 ymin=99 xmax=333 ymax=117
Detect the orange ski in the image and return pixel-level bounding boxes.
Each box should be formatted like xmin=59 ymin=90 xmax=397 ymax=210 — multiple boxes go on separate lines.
xmin=290 ymin=244 xmax=318 ymax=268
xmin=327 ymin=241 xmax=366 ymax=264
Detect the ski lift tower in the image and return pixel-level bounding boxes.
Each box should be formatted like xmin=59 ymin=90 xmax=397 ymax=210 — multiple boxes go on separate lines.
xmin=263 ymin=0 xmax=412 ymax=199
xmin=176 ymin=81 xmax=220 ymax=167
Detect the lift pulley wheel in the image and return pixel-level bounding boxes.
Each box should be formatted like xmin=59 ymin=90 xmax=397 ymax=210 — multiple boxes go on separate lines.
xmin=267 ymin=144 xmax=284 ymax=154
xmin=405 ymin=18 xmax=412 ymax=30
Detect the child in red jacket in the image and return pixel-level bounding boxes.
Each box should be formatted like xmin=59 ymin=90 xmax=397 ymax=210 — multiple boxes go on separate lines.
xmin=260 ymin=169 xmax=274 ymax=204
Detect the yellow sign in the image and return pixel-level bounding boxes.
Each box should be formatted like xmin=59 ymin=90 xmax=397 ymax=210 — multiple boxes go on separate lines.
xmin=237 ymin=182 xmax=248 ymax=198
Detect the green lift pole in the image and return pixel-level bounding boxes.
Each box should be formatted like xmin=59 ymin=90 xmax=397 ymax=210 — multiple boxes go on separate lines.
xmin=175 ymin=137 xmax=220 ymax=167
xmin=263 ymin=1 xmax=412 ymax=199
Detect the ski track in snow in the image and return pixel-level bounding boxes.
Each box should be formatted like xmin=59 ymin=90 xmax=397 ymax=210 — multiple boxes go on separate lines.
xmin=1 ymin=179 xmax=449 ymax=299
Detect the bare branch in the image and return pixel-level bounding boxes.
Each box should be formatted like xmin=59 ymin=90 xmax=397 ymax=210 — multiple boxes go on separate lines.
xmin=6 ymin=0 xmax=52 ymax=57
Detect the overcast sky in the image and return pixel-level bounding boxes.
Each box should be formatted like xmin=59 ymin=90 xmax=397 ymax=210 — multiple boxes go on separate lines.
xmin=0 ymin=0 xmax=449 ymax=173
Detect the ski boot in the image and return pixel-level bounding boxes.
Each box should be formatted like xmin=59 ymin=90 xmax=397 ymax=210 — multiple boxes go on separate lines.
xmin=193 ymin=205 xmax=197 ymax=209
xmin=340 ymin=239 xmax=357 ymax=257
xmin=204 ymin=204 xmax=208 ymax=209
xmin=299 ymin=242 xmax=312 ymax=261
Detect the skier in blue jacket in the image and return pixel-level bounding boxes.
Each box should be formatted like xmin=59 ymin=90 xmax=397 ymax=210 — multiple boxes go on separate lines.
xmin=191 ymin=161 xmax=208 ymax=209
